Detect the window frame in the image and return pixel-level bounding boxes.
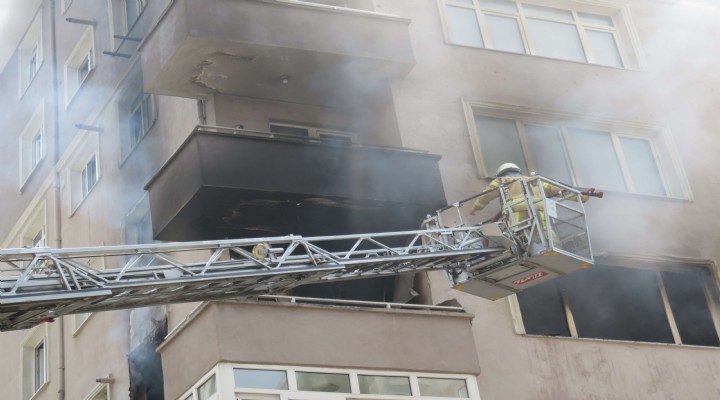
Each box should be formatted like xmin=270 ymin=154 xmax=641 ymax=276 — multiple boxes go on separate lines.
xmin=64 ymin=27 xmax=96 ymax=108
xmin=117 ymin=64 xmax=157 ymax=163
xmin=177 ymin=364 xmax=482 ymax=400
xmin=462 ymin=100 xmax=692 ymax=199
xmin=21 ymin=324 xmax=49 ymax=400
xmin=438 ymin=0 xmax=643 ymax=69
xmin=18 ymin=13 xmax=43 ymax=97
xmin=508 ymin=255 xmax=720 ymax=347
xmin=269 ymin=122 xmax=356 ymax=143
xmin=66 ymin=133 xmax=102 ymax=215
xmin=19 ymin=102 xmax=46 ymax=190
xmin=108 ymin=0 xmax=149 ymax=50
xmin=84 ymin=383 xmax=111 ymax=400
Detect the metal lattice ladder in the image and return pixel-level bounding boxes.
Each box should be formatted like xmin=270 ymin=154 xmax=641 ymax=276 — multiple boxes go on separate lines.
xmin=0 ymin=176 xmax=593 ymax=331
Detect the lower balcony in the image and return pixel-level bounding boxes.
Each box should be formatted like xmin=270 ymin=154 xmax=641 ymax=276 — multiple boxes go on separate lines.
xmin=158 ymin=299 xmax=480 ymax=400
xmin=145 ymin=126 xmax=447 ymax=242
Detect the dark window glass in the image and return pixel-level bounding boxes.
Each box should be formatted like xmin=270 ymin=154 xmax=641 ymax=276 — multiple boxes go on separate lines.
xmin=270 ymin=125 xmax=310 ymax=138
xmin=517 ymin=280 xmax=570 ymax=337
xmin=662 ymin=270 xmax=720 ymax=347
xmin=563 ymin=265 xmax=674 ymax=343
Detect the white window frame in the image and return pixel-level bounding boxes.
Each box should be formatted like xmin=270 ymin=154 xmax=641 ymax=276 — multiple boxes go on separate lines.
xmin=61 ymin=0 xmax=74 ymax=14
xmin=508 ymin=255 xmax=720 ymax=347
xmin=438 ymin=0 xmax=645 ymax=69
xmin=66 ymin=133 xmax=101 ymax=215
xmin=108 ymin=0 xmax=149 ymax=49
xmin=178 ymin=364 xmax=481 ymax=400
xmin=269 ymin=122 xmax=356 ymax=143
xmin=20 ymin=205 xmax=47 ymax=250
xmin=118 ymin=64 xmax=157 ymax=163
xmin=462 ymin=100 xmax=692 ymax=199
xmin=21 ymin=324 xmax=49 ymax=400
xmin=19 ymin=102 xmax=46 ymax=190
xmin=18 ymin=13 xmax=43 ymax=97
xmin=64 ymin=27 xmax=96 ymax=107
xmin=84 ymin=383 xmax=111 ymax=400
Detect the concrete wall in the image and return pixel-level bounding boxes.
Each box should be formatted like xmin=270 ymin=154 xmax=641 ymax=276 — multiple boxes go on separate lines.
xmin=159 ymin=301 xmax=480 ymax=400
xmin=379 ymin=0 xmax=720 ymax=398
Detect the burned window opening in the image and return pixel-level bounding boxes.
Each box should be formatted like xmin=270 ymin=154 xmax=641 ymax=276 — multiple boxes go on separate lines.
xmin=517 ymin=263 xmax=719 ymax=346
xmin=128 ymin=309 xmax=167 ymax=400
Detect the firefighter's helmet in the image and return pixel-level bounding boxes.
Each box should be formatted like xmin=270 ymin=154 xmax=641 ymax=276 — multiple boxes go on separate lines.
xmin=496 ymin=162 xmax=522 ymax=177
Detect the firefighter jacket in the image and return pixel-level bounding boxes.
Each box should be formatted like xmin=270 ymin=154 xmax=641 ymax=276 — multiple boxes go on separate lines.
xmin=472 ymin=175 xmax=562 ymax=212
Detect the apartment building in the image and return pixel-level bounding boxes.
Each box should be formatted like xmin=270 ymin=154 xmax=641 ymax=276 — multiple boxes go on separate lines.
xmin=0 ymin=0 xmax=718 ymax=399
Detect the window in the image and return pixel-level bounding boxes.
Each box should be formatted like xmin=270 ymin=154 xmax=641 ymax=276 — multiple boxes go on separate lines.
xmin=234 ymin=369 xmax=288 ymax=390
xmin=269 ymin=122 xmax=354 ymax=143
xmin=62 ymin=0 xmax=74 ymax=13
xmin=418 ymin=378 xmax=469 ymax=398
xmin=18 ymin=14 xmax=43 ymax=95
xmin=64 ymin=27 xmax=95 ymax=105
xmin=109 ymin=0 xmax=148 ymax=49
xmin=359 ymin=375 xmax=412 ymax=395
xmin=21 ymin=324 xmax=48 ymax=400
xmin=440 ymin=0 xmax=639 ymax=68
xmin=19 ymin=102 xmax=46 ymax=188
xmin=119 ymin=65 xmax=156 ymax=160
xmin=296 ymin=372 xmax=351 ymax=393
xmin=67 ymin=134 xmax=101 ymax=213
xmin=21 ymin=207 xmax=46 ymax=249
xmin=223 ymin=365 xmax=481 ymax=400
xmin=514 ymin=258 xmax=720 ymax=347
xmin=84 ymin=384 xmax=109 ymax=400
xmin=464 ymin=101 xmax=689 ymax=198
xmin=198 ymin=374 xmax=217 ymax=400
xmin=82 ymin=156 xmax=98 ymax=198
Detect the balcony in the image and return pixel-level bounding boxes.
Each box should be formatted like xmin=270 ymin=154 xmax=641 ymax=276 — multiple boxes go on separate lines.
xmin=144 ymin=126 xmax=446 ymax=242
xmin=139 ymin=0 xmax=415 ymax=105
xmin=158 ymin=299 xmax=480 ymax=400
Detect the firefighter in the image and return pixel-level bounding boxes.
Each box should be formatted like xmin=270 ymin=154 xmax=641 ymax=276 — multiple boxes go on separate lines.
xmin=468 ymin=163 xmax=589 ymax=226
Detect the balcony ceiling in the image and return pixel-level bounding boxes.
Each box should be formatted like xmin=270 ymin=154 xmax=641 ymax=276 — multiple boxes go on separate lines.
xmin=140 ymin=0 xmax=415 ymax=106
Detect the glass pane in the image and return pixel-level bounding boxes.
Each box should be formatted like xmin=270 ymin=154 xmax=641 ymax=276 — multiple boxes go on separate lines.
xmin=296 ymin=372 xmax=351 ymax=393
xmin=449 ymin=0 xmax=474 ymax=4
xmin=34 ymin=341 xmax=45 ymax=391
xmin=523 ymin=4 xmax=573 ymax=21
xmin=126 ymin=0 xmax=139 ymax=28
xmin=585 ymin=30 xmax=623 ymax=67
xmin=359 ymin=375 xmax=411 ymax=395
xmin=418 ymin=378 xmax=469 ymax=398
xmin=446 ymin=6 xmax=484 ymax=47
xmin=619 ymin=137 xmax=665 ymax=196
xmin=524 ymin=124 xmax=573 ymax=183
xmin=198 ymin=374 xmax=217 ymax=400
xmin=474 ymin=115 xmax=528 ymax=176
xmin=477 ymin=0 xmax=517 ymax=12
xmin=234 ymin=369 xmax=288 ymax=390
xmin=561 ymin=265 xmax=674 ymax=343
xmin=565 ymin=128 xmax=626 ymax=191
xmin=653 ymin=139 xmax=683 ymax=198
xmin=578 ymin=12 xmax=613 ymax=27
xmin=485 ymin=15 xmax=525 ymax=53
xmin=526 ymin=19 xmax=586 ymax=62
xmin=662 ymin=270 xmax=720 ymax=347
xmin=517 ymin=280 xmax=570 ymax=336
xmin=270 ymin=124 xmax=310 ymax=138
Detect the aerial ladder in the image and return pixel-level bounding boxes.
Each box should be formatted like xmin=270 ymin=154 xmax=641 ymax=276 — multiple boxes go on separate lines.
xmin=0 ymin=176 xmax=594 ymax=331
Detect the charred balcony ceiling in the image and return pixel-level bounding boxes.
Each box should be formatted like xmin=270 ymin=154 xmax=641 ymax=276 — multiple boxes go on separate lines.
xmin=145 ymin=128 xmax=446 ymax=242
xmin=139 ymin=0 xmax=415 ymax=106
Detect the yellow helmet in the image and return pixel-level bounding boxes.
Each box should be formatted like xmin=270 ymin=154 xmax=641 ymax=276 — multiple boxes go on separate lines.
xmin=496 ymin=162 xmax=522 ymax=177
